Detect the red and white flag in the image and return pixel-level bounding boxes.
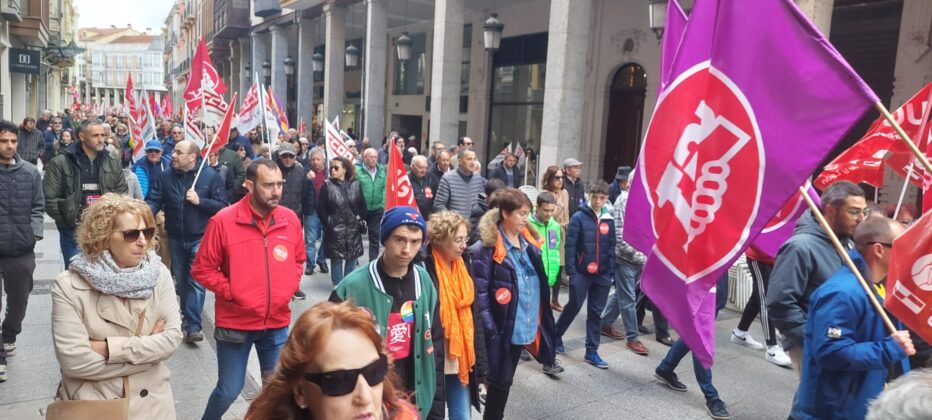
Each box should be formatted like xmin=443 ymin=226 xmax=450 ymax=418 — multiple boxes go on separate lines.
xmin=183 ymin=38 xmax=228 ymax=129
xmin=125 ymin=75 xmax=146 ymax=162
xmin=202 ymin=92 xmax=238 ymax=157
xmin=325 ymin=118 xmax=355 ymax=165
xmin=886 ymin=210 xmax=932 ymax=344
xmin=236 ymin=82 xmax=263 ymax=134
xmin=386 ymin=135 xmax=416 ymax=211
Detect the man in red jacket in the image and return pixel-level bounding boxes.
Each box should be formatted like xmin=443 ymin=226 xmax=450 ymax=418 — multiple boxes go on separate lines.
xmin=192 ymin=159 xmax=306 ymax=420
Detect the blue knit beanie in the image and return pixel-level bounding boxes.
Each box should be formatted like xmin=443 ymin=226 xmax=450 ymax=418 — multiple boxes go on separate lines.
xmin=380 ymin=206 xmax=426 ymax=244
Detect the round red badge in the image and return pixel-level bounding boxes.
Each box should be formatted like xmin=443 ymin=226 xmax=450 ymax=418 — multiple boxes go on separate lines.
xmin=495 ymin=288 xmax=512 ymax=304
xmin=272 ymin=244 xmax=289 ymax=262
xmin=587 ymin=262 xmax=598 ymax=274
xmin=640 ymin=62 xmax=763 ymax=281
xmin=599 ymin=222 xmax=609 ymax=235
xmin=425 ymin=186 xmax=433 ymax=199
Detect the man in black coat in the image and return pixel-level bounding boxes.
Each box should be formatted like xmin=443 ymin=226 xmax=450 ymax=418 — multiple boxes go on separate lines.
xmin=563 ymin=158 xmax=587 ymax=217
xmin=489 ymin=153 xmax=522 ymax=188
xmin=408 ymin=155 xmax=434 ymax=219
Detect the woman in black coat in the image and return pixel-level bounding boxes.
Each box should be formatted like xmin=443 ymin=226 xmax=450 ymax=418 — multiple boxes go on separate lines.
xmin=316 ymin=156 xmax=365 ymax=285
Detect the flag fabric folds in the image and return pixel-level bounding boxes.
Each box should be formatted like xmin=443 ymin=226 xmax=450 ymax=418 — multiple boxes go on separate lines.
xmin=236 ymin=83 xmax=263 ymax=134
xmin=386 ymin=137 xmax=416 ymax=211
xmin=624 ymin=0 xmax=878 ymax=367
xmin=886 ymin=210 xmax=932 ymax=344
xmin=325 ymin=118 xmax=356 ymax=165
xmin=751 ymin=182 xmax=821 ymax=259
xmin=201 ymin=92 xmax=239 ymax=158
xmin=658 ymin=0 xmax=688 ymax=94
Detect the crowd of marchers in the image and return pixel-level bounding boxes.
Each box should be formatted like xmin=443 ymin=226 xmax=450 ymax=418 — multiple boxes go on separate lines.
xmin=0 ymin=108 xmax=931 ymax=420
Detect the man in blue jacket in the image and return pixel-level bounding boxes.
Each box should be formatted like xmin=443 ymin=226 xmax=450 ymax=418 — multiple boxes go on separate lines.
xmin=134 ymin=139 xmax=171 ymax=199
xmin=147 ymin=140 xmax=229 ymax=343
xmin=793 ymin=216 xmax=914 ymax=419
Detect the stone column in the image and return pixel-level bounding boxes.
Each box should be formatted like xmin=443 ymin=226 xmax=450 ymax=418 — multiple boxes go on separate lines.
xmin=252 ymin=31 xmax=270 ymax=87
xmin=270 ymin=24 xmax=288 ymax=107
xmin=363 ymin=0 xmax=387 ymax=140
xmin=297 ymin=17 xmax=316 ymax=128
xmin=240 ymin=37 xmax=252 ymax=92
xmin=429 ymin=0 xmax=464 ymax=146
xmin=94 ymin=87 xmax=99 ymax=105
xmin=323 ymin=3 xmax=346 ymax=124
xmin=85 ymin=82 xmax=91 ymax=105
xmin=230 ymin=41 xmax=241 ymax=105
xmin=795 ymin=0 xmax=834 ymax=36
xmin=539 ymin=0 xmax=592 ymax=176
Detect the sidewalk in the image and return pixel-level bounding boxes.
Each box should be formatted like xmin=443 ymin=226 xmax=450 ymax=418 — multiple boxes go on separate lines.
xmin=0 ymin=217 xmax=799 ymax=419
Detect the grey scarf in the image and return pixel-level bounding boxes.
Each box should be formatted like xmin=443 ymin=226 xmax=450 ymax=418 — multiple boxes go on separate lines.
xmin=70 ymin=251 xmax=162 ymax=299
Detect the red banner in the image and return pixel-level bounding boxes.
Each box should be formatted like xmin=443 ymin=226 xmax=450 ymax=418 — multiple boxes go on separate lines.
xmin=886 ymin=210 xmax=932 ymax=344
xmin=385 ymin=139 xmax=415 ymax=211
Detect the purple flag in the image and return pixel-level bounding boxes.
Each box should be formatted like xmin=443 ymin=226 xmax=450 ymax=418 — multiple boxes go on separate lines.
xmin=751 ymin=182 xmax=821 ymax=259
xmin=659 ymin=0 xmax=688 ymax=94
xmin=624 ymin=0 xmax=878 ymax=367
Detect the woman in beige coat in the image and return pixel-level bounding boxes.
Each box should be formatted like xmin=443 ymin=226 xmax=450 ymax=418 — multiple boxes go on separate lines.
xmin=51 ymin=193 xmax=182 ymax=419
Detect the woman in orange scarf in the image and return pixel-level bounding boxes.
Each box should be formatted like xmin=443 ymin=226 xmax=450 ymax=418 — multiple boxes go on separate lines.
xmin=422 ymin=211 xmax=489 ymax=420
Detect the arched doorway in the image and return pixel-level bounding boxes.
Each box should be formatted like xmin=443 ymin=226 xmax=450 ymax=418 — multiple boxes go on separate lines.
xmin=602 ymin=63 xmax=647 ymax=180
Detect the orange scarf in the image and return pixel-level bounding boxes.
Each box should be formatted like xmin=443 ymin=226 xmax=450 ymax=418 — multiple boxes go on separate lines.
xmin=431 ymin=248 xmax=476 ymax=385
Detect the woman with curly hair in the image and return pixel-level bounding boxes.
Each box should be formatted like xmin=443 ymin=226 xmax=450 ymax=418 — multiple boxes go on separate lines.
xmin=50 ymin=193 xmax=182 ymax=418
xmin=422 ymin=211 xmax=489 ymax=419
xmin=246 ymin=301 xmax=418 ymax=420
xmin=540 ymin=165 xmax=569 ymax=311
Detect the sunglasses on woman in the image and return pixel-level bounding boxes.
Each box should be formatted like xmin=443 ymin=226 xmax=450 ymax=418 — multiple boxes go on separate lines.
xmin=304 ymin=354 xmax=388 ymax=396
xmin=120 ymin=227 xmax=155 ymax=242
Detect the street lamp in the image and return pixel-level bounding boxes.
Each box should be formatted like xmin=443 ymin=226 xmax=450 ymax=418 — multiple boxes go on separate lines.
xmin=396 ymin=33 xmax=412 ymax=61
xmin=482 ymin=13 xmax=504 ymax=51
xmin=649 ymin=0 xmax=667 ymax=41
xmin=262 ymin=59 xmax=271 ymax=85
xmin=312 ymin=52 xmax=324 ymax=73
xmin=284 ymin=56 xmax=295 ymax=76
xmin=345 ymin=44 xmax=359 ymax=68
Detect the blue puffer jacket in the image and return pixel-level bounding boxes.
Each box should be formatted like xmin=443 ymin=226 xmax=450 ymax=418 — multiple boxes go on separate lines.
xmin=792 ymin=250 xmax=907 ymax=420
xmin=134 ymin=155 xmax=171 ymax=199
xmin=468 ymin=208 xmax=557 ymax=387
xmin=565 ymin=202 xmax=616 ymax=280
xmin=145 ymin=160 xmax=229 ymax=242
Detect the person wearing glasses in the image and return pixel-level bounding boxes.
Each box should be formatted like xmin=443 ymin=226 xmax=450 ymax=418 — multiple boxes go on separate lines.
xmin=317 ymin=156 xmax=365 ymax=285
xmin=766 ymin=180 xmax=869 ymax=379
xmin=146 ymin=140 xmax=229 ymax=344
xmin=162 ymin=124 xmax=184 ymax=157
xmin=135 ymin=140 xmax=171 ymax=199
xmin=274 ymin=143 xmax=310 ymax=300
xmin=192 ymin=160 xmax=306 ymax=420
xmin=245 ymin=301 xmax=419 ymax=420
xmin=794 ymin=216 xmax=914 ymax=419
xmin=51 ymin=193 xmax=182 ymax=419
xmin=540 ymin=166 xmax=569 ymax=312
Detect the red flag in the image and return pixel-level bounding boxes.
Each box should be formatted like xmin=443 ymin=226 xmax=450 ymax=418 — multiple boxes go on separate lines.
xmin=202 ymin=92 xmax=238 ymax=157
xmin=183 ymin=38 xmax=228 ymax=130
xmin=886 ymin=210 xmax=932 ymax=344
xmin=385 ymin=137 xmax=416 ymax=211
xmin=299 ymin=118 xmax=307 ymax=135
xmin=162 ymin=95 xmax=174 ymax=119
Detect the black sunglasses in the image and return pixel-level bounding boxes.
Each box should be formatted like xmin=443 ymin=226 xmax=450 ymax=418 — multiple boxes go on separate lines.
xmin=120 ymin=227 xmax=155 ymax=242
xmin=304 ymin=354 xmax=388 ymax=396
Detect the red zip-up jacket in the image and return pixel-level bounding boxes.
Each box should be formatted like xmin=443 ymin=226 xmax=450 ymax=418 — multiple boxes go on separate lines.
xmin=192 ymin=196 xmax=306 ymax=331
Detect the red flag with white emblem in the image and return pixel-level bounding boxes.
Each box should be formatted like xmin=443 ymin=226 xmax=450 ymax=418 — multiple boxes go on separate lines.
xmin=886 ymin=211 xmax=932 ymax=344
xmin=386 ymin=138 xmax=416 ymax=211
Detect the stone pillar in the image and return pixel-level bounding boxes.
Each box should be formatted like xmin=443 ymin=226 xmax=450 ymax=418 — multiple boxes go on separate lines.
xmin=240 ymin=37 xmax=252 ymax=92
xmin=85 ymin=82 xmax=91 ymax=105
xmin=252 ymin=31 xmax=270 ymax=87
xmin=795 ymin=0 xmax=834 ymax=37
xmin=363 ymin=0 xmax=387 ymax=140
xmin=539 ymin=0 xmax=592 ymax=176
xmin=230 ymin=41 xmax=241 ymax=105
xmin=94 ymin=87 xmax=99 ymax=105
xmin=297 ymin=17 xmax=316 ymax=128
xmin=323 ymin=3 xmax=346 ymax=124
xmin=429 ymin=0 xmax=464 ymax=146
xmin=270 ymin=25 xmax=288 ymax=107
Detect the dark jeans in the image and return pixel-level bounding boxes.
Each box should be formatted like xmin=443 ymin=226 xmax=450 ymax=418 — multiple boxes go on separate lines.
xmin=303 ymin=213 xmax=326 ymax=265
xmin=168 ymin=238 xmax=205 ymax=334
xmin=59 ymin=226 xmax=79 ymax=269
xmin=364 ymin=208 xmax=383 ymax=262
xmin=484 ymin=344 xmax=524 ymax=420
xmin=738 ymin=259 xmax=777 ymax=346
xmin=636 ymin=277 xmax=670 ymax=339
xmin=0 ymin=252 xmax=36 ymax=347
xmin=202 ymin=327 xmax=288 ymax=419
xmin=555 ymin=273 xmax=611 ymax=352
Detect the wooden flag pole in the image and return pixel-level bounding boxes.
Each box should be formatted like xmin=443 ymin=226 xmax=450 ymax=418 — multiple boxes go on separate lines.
xmin=875 ymin=102 xmax=932 ymax=175
xmin=798 ymin=185 xmax=898 ymax=335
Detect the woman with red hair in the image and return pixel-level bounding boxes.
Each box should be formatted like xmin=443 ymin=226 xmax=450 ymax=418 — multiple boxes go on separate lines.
xmin=246 ymin=301 xmax=419 ymax=420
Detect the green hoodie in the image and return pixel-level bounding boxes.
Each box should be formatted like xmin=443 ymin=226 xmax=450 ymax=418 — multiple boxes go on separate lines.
xmin=528 ymin=213 xmax=561 ymax=286
xmin=334 ymin=260 xmax=438 ymax=419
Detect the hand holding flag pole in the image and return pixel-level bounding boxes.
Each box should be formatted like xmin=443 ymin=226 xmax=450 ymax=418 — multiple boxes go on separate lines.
xmin=798 ymin=185 xmax=898 ymax=335
xmin=191 ymin=92 xmax=238 ymax=191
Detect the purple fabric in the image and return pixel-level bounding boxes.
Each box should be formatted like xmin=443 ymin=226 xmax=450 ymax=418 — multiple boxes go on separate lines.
xmin=751 ymin=183 xmax=822 ymax=259
xmin=624 ymin=0 xmax=877 ymax=368
xmin=658 ymin=0 xmax=688 ymax=95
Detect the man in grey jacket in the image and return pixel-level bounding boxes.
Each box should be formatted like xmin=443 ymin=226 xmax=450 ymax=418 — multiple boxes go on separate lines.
xmin=0 ymin=119 xmax=44 ymax=379
xmin=766 ymin=180 xmax=867 ymax=375
xmin=433 ymin=149 xmax=486 ymax=219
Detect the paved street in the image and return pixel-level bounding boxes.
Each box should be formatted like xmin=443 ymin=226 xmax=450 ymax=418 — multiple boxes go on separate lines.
xmin=0 ymin=218 xmax=798 ymax=419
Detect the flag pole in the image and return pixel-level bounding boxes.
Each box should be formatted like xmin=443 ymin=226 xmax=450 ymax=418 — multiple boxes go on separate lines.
xmin=798 ymin=185 xmax=898 ymax=335
xmin=191 ymin=130 xmax=218 ymax=190
xmin=893 ymin=162 xmax=914 ymax=220
xmin=875 ymin=102 xmax=932 ymax=175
